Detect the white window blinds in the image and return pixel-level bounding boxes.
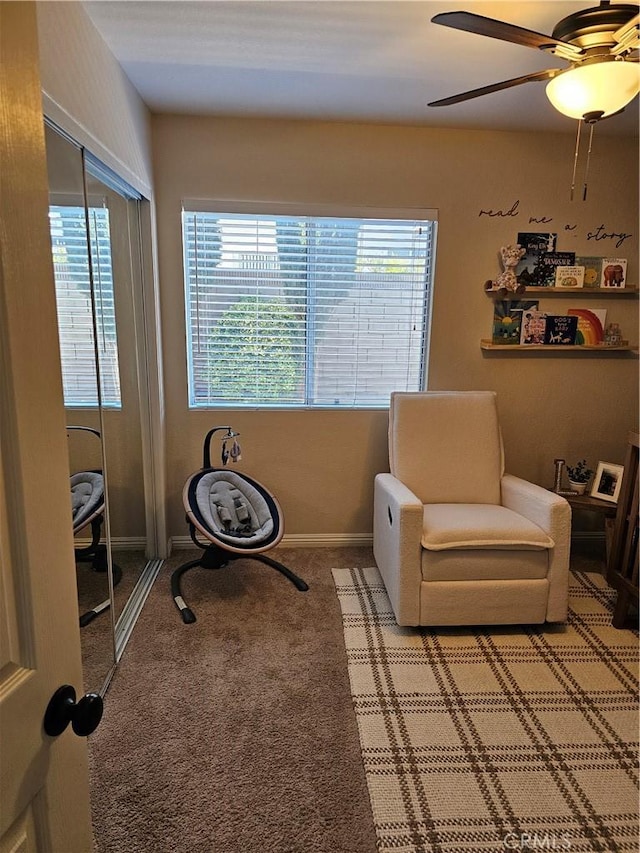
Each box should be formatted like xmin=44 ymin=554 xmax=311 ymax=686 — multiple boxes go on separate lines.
xmin=183 ymin=210 xmax=436 ymax=408
xmin=49 ymin=205 xmax=121 ymax=407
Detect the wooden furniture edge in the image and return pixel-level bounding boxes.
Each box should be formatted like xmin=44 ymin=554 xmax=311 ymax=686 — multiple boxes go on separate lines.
xmin=485 ymin=287 xmax=638 ymax=298
xmin=480 ymin=340 xmax=638 ymax=352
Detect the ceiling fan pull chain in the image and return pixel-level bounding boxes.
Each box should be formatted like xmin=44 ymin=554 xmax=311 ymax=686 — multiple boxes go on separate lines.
xmin=582 ymin=122 xmax=596 ymax=201
xmin=570 ymin=119 xmax=582 ymax=202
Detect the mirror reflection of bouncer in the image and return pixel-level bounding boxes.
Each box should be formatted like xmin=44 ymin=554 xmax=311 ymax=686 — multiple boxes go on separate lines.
xmin=68 ymin=426 xmax=121 ymax=626
xmin=171 ymin=426 xmax=309 ymax=624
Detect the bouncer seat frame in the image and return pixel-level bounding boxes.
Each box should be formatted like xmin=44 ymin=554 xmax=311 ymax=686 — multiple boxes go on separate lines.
xmin=69 ymin=426 xmax=121 ymax=626
xmin=171 ymin=426 xmax=308 ymax=624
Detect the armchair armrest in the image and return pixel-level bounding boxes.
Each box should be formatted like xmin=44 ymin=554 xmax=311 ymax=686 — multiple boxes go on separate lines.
xmin=373 ymin=473 xmax=424 ymax=625
xmin=501 ymin=473 xmax=571 ymax=621
xmin=501 ymin=474 xmax=569 ymax=532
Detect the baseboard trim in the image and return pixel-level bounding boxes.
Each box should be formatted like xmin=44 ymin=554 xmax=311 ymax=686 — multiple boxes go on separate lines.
xmin=282 ymin=533 xmax=374 ymax=548
xmin=74 ymin=536 xmax=147 ymax=551
xmin=169 ymin=533 xmax=373 ymax=552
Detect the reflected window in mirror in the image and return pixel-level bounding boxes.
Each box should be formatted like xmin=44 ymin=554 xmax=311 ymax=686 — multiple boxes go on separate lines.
xmin=48 ymin=203 xmax=121 ymax=408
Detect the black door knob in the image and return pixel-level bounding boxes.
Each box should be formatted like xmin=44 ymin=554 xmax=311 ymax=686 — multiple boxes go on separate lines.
xmin=43 ymin=684 xmax=103 ymax=737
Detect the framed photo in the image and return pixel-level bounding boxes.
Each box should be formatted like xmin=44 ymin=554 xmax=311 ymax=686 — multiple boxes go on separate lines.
xmin=590 ymin=461 xmax=624 ymax=503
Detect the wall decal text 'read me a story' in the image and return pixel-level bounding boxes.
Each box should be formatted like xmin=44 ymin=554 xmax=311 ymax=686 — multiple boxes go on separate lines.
xmin=478 ymin=200 xmax=632 ymax=249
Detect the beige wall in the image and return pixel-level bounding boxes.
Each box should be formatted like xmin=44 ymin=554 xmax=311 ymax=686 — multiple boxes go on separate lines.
xmin=36 ymin=1 xmax=152 ymax=196
xmin=152 ymin=114 xmax=639 ymax=540
xmin=36 ymin=1 xmax=153 ymax=541
xmin=32 ymin=1 xmax=640 ymax=542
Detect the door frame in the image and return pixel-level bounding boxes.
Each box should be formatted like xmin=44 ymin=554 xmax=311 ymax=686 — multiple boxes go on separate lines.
xmin=0 ymin=3 xmax=93 ymax=849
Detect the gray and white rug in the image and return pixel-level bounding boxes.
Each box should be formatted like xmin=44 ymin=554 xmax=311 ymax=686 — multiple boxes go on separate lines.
xmin=332 ymin=566 xmax=639 ymax=853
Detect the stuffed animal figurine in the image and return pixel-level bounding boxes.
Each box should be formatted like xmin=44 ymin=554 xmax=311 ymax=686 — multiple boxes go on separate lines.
xmin=485 ymin=244 xmax=526 ymax=294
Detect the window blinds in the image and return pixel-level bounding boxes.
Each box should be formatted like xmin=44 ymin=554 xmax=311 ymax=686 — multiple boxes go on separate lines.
xmin=49 ymin=205 xmax=121 ymax=407
xmin=183 ymin=210 xmax=436 ymax=408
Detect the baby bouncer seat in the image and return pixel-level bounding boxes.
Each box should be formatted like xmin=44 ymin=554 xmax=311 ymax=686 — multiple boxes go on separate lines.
xmin=69 ymin=426 xmax=121 ymax=626
xmin=171 ymin=426 xmax=309 ymax=624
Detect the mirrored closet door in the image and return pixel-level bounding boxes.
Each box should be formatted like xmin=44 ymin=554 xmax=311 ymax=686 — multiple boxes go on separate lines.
xmin=82 ymin=163 xmax=149 ymax=632
xmin=44 ymin=121 xmax=161 ymax=695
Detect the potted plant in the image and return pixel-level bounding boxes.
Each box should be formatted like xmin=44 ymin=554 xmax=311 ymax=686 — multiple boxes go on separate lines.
xmin=566 ymin=459 xmax=593 ymax=494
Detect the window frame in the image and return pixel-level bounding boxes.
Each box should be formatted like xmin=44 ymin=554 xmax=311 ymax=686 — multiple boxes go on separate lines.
xmin=49 ymin=196 xmax=122 ymax=409
xmin=182 ymin=199 xmax=438 ymax=410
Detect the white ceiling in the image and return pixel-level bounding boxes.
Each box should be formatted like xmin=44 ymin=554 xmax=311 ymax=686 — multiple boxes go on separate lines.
xmin=83 ymin=0 xmax=639 ymax=136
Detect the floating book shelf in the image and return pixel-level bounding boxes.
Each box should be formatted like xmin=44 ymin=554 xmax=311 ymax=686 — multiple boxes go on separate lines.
xmin=484 ymin=283 xmax=638 ymax=353
xmin=485 ymin=286 xmax=638 ymax=299
xmin=480 ymin=339 xmax=638 ymax=354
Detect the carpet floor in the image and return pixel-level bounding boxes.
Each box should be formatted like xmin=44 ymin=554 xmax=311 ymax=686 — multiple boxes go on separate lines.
xmin=88 ymin=545 xmax=636 ymax=853
xmin=78 ymin=549 xmax=148 ymax=693
xmin=332 ymin=565 xmax=639 ymax=852
xmin=88 ymin=547 xmax=379 ymax=853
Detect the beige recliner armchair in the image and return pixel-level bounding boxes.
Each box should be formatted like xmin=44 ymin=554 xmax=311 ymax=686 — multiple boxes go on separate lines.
xmin=373 ymin=391 xmax=571 ymax=627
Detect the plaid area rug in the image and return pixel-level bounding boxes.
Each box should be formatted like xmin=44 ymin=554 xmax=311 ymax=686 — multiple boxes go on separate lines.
xmin=332 ymin=566 xmax=639 ymax=853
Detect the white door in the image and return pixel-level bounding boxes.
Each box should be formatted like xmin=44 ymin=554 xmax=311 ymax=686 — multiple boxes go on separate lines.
xmin=0 ymin=4 xmax=94 ymax=850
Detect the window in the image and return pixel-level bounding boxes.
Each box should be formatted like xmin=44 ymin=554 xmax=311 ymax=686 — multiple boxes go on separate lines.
xmin=182 ymin=207 xmax=436 ymax=408
xmin=49 ymin=205 xmax=121 ymax=407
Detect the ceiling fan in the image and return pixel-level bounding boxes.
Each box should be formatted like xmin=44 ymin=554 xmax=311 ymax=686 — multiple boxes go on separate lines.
xmin=428 ymin=1 xmax=640 ymax=123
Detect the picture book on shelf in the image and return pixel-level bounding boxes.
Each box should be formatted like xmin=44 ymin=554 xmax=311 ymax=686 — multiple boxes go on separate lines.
xmin=517 ymin=232 xmax=557 ymax=254
xmin=600 ymin=258 xmax=627 ymax=288
xmin=543 ymin=315 xmax=578 ymax=345
xmin=537 ymin=252 xmax=576 ymax=287
xmin=575 ymin=256 xmax=603 ymax=287
xmin=520 ymin=310 xmax=547 ymax=345
xmin=515 ymin=232 xmax=557 ymax=287
xmin=492 ymin=300 xmax=539 ymax=345
xmin=568 ymin=308 xmax=607 ymax=345
xmin=555 ymin=265 xmax=585 ymax=288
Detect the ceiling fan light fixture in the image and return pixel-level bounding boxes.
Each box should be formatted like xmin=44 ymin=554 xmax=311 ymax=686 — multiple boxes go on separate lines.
xmin=545 ymin=60 xmax=640 ymax=120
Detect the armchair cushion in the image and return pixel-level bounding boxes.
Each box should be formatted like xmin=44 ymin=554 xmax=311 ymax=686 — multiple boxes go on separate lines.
xmin=390 ymin=391 xmax=504 ymax=505
xmin=421 ymin=504 xmax=554 ymax=551
xmin=422 ymin=548 xmax=549 ymax=582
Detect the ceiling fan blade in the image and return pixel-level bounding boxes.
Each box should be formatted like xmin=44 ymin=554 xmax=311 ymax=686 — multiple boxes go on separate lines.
xmin=428 ymin=69 xmax=558 ymax=107
xmin=612 ymin=12 xmax=640 ymax=54
xmin=614 ymin=12 xmax=639 ymax=41
xmin=431 ymin=11 xmax=584 ymax=57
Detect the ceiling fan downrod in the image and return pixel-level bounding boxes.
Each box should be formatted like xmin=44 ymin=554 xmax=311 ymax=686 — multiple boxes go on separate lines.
xmin=570 ymin=118 xmax=600 ymax=202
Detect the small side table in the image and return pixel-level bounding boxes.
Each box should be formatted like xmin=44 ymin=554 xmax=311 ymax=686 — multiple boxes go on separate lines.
xmin=553 ymin=490 xmax=617 ymax=561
